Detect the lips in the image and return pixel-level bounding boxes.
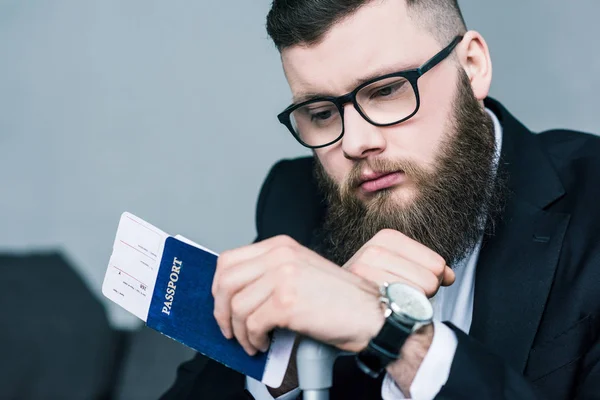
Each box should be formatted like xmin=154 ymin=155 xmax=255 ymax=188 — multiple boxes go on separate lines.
xmin=359 ymin=170 xmax=406 ymax=194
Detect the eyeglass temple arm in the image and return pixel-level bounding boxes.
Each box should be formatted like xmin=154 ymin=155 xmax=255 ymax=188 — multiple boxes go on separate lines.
xmin=418 ymin=35 xmax=464 ymax=76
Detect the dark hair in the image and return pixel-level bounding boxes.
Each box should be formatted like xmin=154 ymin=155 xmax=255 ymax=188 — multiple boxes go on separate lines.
xmin=266 ymin=0 xmax=467 ymax=51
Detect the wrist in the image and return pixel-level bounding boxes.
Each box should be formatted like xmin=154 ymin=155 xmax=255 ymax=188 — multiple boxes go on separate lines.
xmin=347 ymin=279 xmax=386 ymax=353
xmin=356 ymin=292 xmax=386 ymax=353
xmin=386 ymin=323 xmax=434 ymax=396
xmin=355 ymin=282 xmax=434 ymax=378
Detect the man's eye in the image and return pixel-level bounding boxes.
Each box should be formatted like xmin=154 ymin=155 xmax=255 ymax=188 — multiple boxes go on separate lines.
xmin=376 ymin=86 xmax=394 ymax=97
xmin=371 ymin=81 xmax=407 ymax=99
xmin=311 ymin=110 xmax=333 ymax=121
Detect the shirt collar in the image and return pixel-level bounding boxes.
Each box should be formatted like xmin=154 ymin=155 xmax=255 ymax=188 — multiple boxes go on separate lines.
xmin=485 ymin=107 xmax=503 ymax=170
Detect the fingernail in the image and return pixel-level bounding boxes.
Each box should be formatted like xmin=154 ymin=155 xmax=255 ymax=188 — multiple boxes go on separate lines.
xmin=220 ymin=327 xmax=229 ymax=339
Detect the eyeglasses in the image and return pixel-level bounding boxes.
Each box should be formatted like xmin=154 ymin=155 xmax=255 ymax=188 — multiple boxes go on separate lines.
xmin=277 ymin=35 xmax=463 ymax=149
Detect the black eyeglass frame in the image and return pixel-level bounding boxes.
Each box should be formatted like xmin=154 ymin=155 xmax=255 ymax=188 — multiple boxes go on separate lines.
xmin=277 ymin=35 xmax=464 ymax=149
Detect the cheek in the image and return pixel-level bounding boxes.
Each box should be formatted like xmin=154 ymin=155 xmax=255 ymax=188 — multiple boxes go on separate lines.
xmin=390 ymin=72 xmax=457 ymax=166
xmin=379 ymin=117 xmax=448 ymax=172
xmin=314 ymin=146 xmax=351 ymax=185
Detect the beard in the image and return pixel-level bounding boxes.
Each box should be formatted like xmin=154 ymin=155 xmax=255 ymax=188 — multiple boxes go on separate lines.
xmin=313 ymin=70 xmax=506 ymax=267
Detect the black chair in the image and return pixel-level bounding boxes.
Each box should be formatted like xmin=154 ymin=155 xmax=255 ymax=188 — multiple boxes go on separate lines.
xmin=0 ymin=251 xmax=127 ymax=400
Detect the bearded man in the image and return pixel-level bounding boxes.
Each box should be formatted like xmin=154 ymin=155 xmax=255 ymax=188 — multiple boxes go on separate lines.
xmin=161 ymin=1 xmax=600 ymax=399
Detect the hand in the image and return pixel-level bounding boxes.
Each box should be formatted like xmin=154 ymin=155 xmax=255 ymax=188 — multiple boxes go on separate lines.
xmin=211 ymin=235 xmax=385 ymax=356
xmin=343 ymin=229 xmax=455 ymax=297
xmin=344 ymin=229 xmax=449 ymax=395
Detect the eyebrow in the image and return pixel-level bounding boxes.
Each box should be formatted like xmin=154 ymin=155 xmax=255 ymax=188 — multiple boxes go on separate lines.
xmin=291 ymin=61 xmax=420 ymax=104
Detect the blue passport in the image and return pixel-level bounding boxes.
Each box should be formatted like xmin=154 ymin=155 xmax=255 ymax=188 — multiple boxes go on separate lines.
xmin=102 ymin=212 xmax=294 ymax=387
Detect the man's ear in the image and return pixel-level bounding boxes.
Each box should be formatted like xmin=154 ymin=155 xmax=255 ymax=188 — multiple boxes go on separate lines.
xmin=456 ymin=31 xmax=493 ymax=101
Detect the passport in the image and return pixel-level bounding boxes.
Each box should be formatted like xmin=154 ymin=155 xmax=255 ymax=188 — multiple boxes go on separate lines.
xmin=102 ymin=212 xmax=294 ymax=387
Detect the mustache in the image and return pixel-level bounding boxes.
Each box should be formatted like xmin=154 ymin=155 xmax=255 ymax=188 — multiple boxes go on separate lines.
xmin=344 ymin=157 xmax=428 ymax=191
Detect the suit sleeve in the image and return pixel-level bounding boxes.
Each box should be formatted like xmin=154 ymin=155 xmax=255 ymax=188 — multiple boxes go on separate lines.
xmin=158 ymin=353 xmax=208 ymax=399
xmin=159 ymin=353 xmax=248 ymax=400
xmin=436 ymin=322 xmax=600 ymax=399
xmin=435 ymin=323 xmax=539 ymax=399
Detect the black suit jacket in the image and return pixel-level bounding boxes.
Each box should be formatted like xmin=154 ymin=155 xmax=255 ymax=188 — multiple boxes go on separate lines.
xmin=160 ymin=99 xmax=600 ymax=399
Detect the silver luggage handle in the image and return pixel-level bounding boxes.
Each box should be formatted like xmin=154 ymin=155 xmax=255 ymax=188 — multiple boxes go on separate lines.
xmin=296 ymin=337 xmax=342 ymax=400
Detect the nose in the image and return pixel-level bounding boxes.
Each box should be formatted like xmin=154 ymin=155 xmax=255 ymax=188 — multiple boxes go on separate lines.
xmin=341 ymin=104 xmax=387 ymax=160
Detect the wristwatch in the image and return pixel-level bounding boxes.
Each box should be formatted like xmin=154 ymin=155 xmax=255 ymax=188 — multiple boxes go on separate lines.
xmin=355 ymin=282 xmax=434 ymax=378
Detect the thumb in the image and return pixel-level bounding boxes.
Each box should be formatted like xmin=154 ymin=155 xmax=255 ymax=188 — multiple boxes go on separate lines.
xmin=441 ymin=265 xmax=456 ymax=286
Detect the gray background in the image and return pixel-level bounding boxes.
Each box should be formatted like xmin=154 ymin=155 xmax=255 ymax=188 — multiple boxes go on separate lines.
xmin=1 ymin=0 xmax=598 ymax=330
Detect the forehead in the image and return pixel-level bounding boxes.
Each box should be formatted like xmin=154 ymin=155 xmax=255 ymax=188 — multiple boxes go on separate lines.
xmin=281 ymin=0 xmax=439 ymax=102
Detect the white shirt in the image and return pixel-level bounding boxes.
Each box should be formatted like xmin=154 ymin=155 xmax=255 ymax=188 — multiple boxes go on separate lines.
xmin=248 ymin=108 xmax=503 ymax=400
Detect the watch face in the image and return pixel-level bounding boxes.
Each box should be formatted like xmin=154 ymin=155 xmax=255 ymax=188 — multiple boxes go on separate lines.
xmin=387 ymin=283 xmax=433 ymax=322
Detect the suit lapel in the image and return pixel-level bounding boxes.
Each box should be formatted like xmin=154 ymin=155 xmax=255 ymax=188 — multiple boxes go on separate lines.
xmin=470 ymin=199 xmax=569 ymax=372
xmin=469 ymin=99 xmax=569 ymax=373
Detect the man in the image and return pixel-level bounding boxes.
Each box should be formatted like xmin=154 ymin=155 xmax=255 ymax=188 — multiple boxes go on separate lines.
xmin=161 ymin=0 xmax=600 ymax=399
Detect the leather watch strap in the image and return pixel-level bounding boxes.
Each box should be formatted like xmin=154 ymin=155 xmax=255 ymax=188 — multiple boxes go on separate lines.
xmin=372 ymin=316 xmax=412 ymax=352
xmin=355 ymin=317 xmax=412 ymax=378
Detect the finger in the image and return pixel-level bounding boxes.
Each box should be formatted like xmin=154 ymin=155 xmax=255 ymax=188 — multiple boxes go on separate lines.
xmin=213 ymin=246 xmax=291 ymax=338
xmin=270 ymin=243 xmax=365 ymax=286
xmin=441 ymin=265 xmax=456 ymax=286
xmin=352 ymin=267 xmax=426 ymax=295
xmin=230 ymin=273 xmax=276 ymax=355
xmin=245 ymin=296 xmax=282 ymax=354
xmin=360 ymin=229 xmax=447 ymax=272
xmin=213 ymin=260 xmax=270 ymax=339
xmin=346 ymin=249 xmax=441 ymax=296
xmin=212 ymin=235 xmax=297 ymax=296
